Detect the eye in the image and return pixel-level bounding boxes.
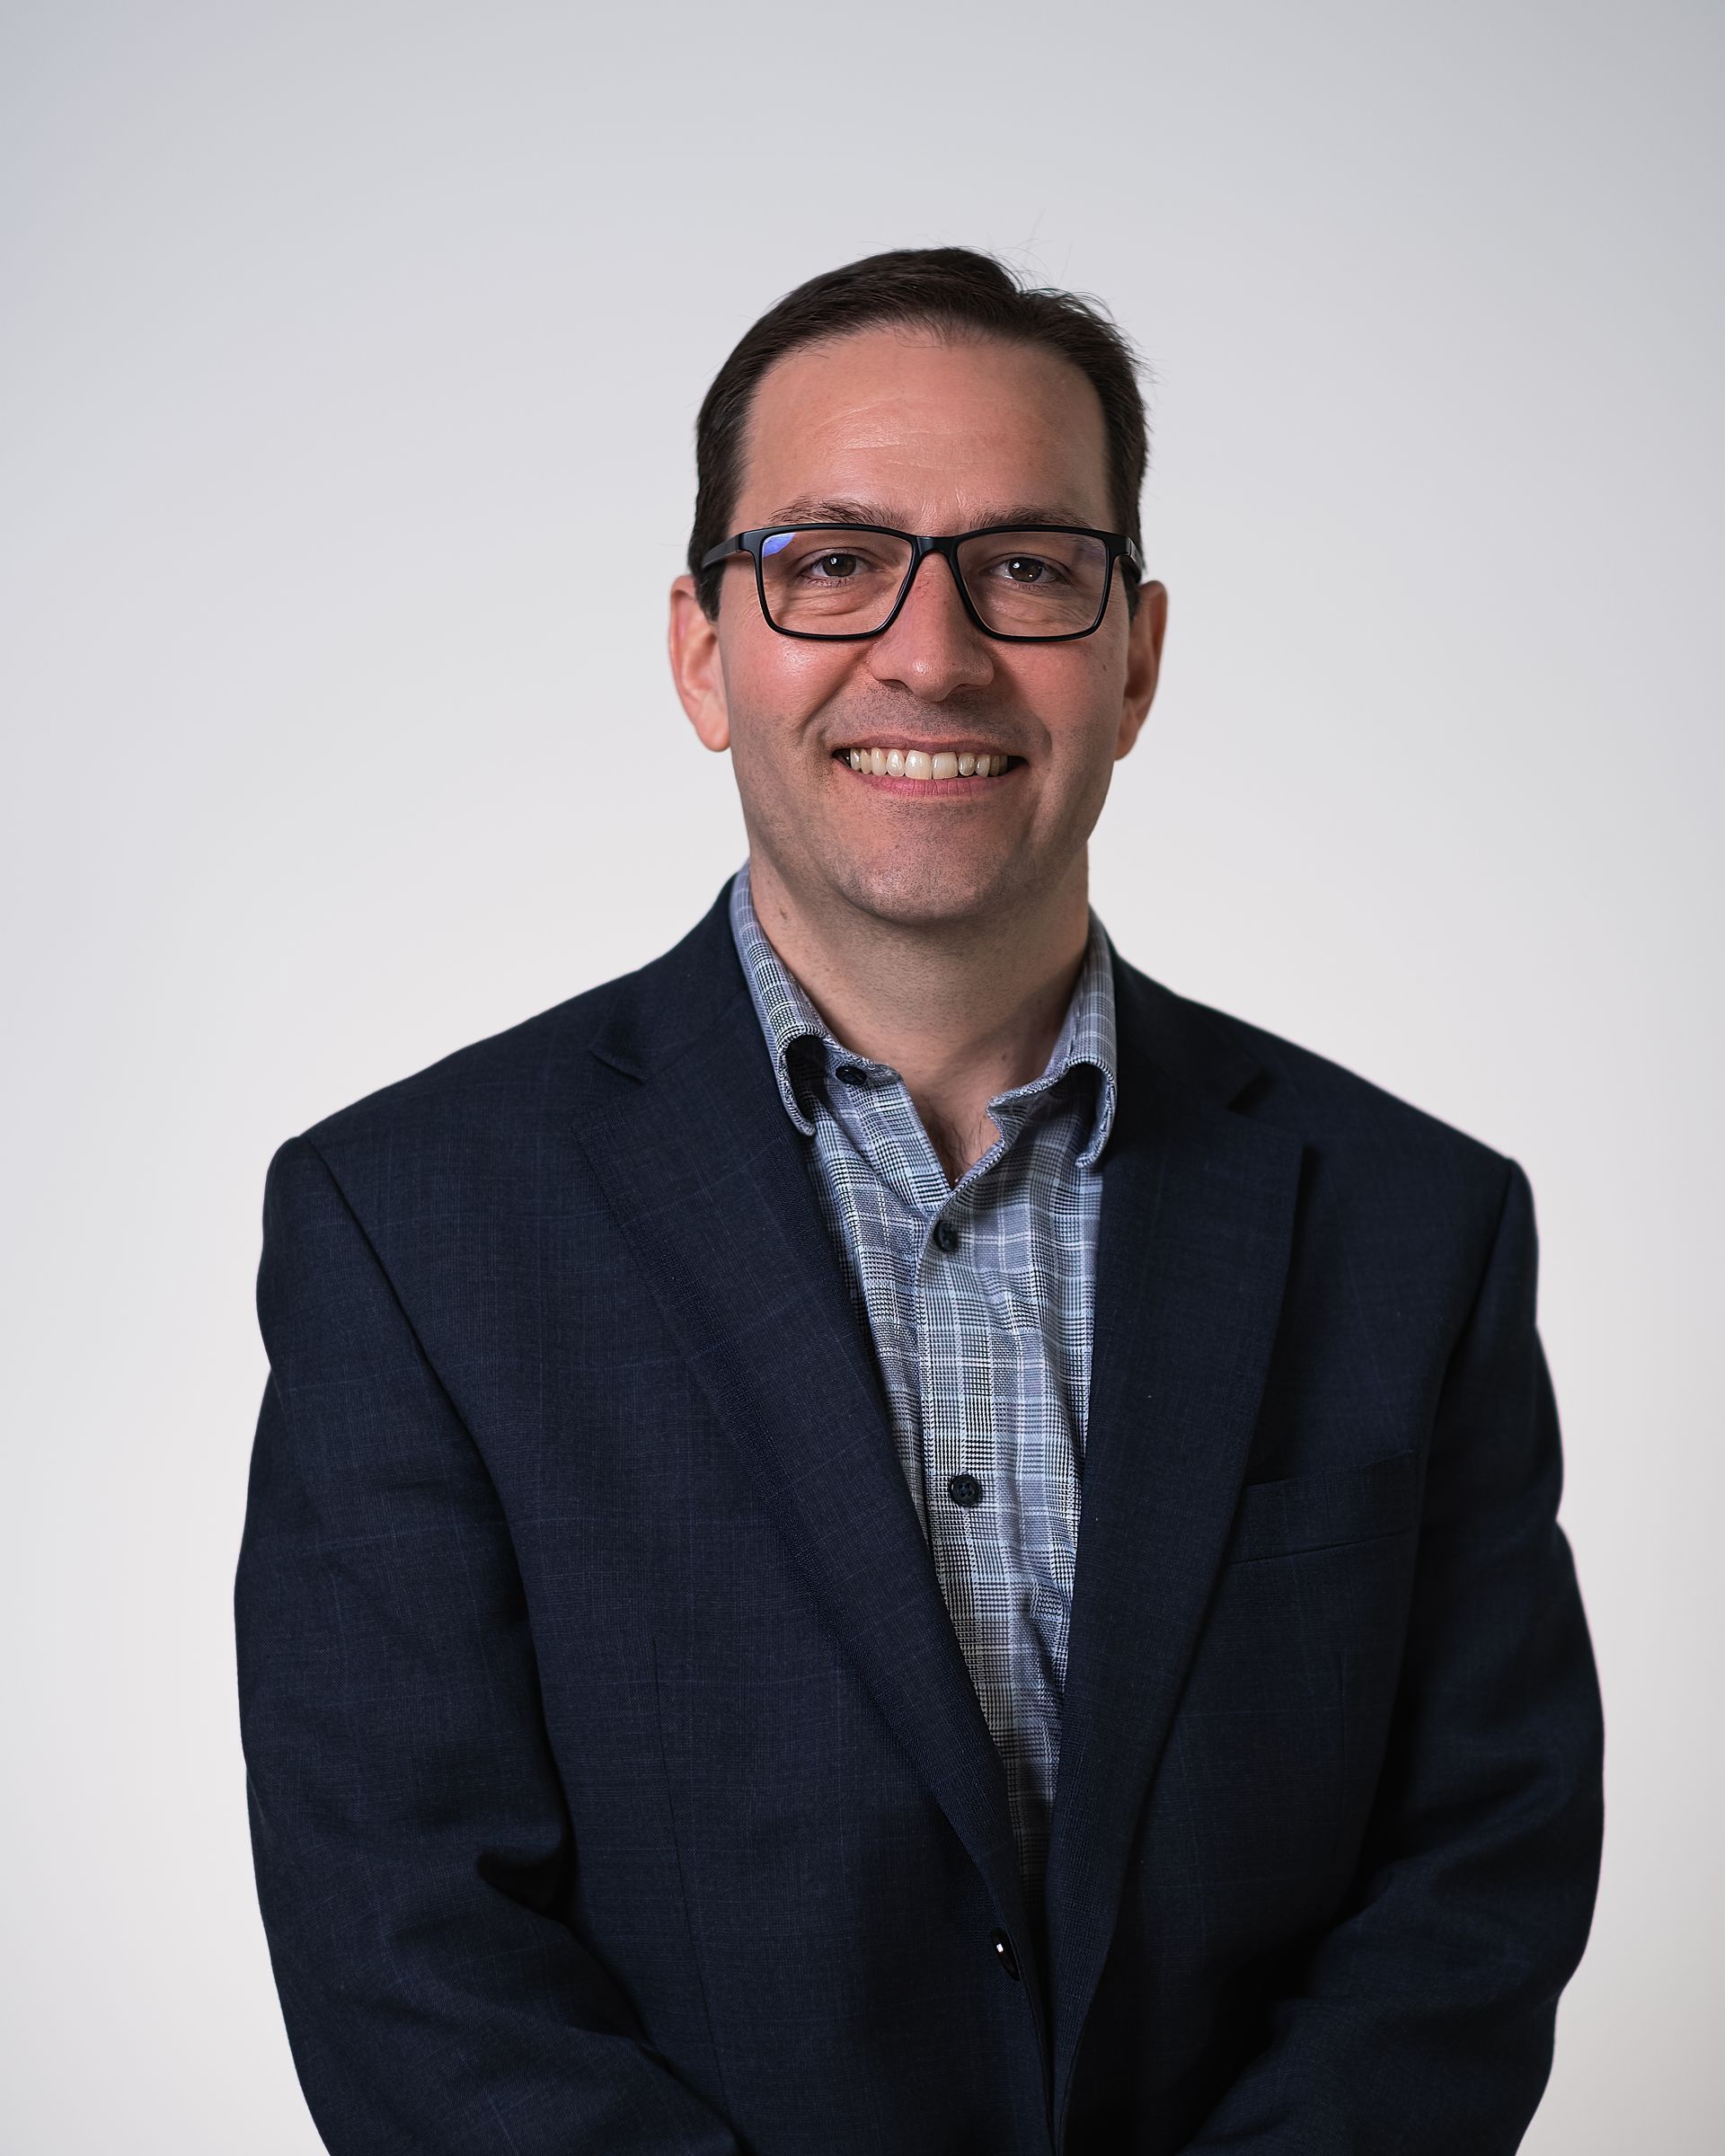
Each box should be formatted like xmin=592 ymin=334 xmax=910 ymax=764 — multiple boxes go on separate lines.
xmin=779 ymin=545 xmax=886 ymax=581
xmin=971 ymin=547 xmax=1076 ymax=588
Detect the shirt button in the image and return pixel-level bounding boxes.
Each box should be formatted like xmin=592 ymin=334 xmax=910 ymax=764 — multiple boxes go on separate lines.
xmin=989 ymin=1928 xmax=1022 ymax=1981
xmin=947 ymin=1473 xmax=983 ymax=1508
xmin=835 ymin=1063 xmax=869 ymax=1088
xmin=933 ymin=1220 xmax=960 ymax=1252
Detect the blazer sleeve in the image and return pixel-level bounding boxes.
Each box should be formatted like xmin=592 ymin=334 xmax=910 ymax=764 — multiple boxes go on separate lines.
xmin=234 ymin=1135 xmax=741 ymax=2156
xmin=1181 ymin=1157 xmax=1605 ymax=2153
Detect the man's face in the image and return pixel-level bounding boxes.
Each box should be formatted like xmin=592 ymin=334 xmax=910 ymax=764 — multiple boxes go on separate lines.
xmin=669 ymin=327 xmax=1167 ymax=933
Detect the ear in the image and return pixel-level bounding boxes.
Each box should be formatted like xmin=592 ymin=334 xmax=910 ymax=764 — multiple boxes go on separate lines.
xmin=1114 ymin=579 xmax=1168 ymax=760
xmin=668 ymin=574 xmax=730 ymax=751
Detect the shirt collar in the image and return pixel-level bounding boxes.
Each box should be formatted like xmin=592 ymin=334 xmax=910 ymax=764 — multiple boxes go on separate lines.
xmin=728 ymin=858 xmax=1119 ymax=1168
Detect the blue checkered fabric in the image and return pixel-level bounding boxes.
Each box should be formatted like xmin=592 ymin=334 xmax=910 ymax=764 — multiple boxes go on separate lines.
xmin=728 ymin=861 xmax=1118 ymax=1893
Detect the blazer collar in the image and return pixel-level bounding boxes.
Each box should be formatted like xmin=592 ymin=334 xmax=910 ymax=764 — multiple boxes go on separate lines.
xmin=1043 ymin=953 xmax=1304 ymax=2142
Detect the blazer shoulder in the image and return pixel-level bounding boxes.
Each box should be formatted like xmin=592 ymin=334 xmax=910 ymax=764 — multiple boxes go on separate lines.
xmin=293 ymin=977 xmax=615 ymax=1153
xmin=1134 ymin=962 xmax=1514 ymax=1191
xmin=286 ymin=880 xmax=743 ymax=1171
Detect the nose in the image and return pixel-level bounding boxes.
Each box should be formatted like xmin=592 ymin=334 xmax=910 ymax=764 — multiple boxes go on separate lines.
xmin=864 ymin=550 xmax=996 ymax=703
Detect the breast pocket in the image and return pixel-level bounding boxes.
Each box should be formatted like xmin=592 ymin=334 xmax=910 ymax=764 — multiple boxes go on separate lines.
xmin=1225 ymin=1449 xmax=1423 ymax=1566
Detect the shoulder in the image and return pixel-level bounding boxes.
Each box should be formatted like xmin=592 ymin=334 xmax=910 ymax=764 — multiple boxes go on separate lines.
xmin=1115 ymin=953 xmax=1516 ymax=1214
xmin=279 ymin=879 xmax=742 ymax=1175
xmin=1119 ymin=966 xmax=1532 ymax=1326
xmin=295 ymin=978 xmax=621 ymax=1153
xmin=1222 ymin=995 xmax=1501 ymax=1161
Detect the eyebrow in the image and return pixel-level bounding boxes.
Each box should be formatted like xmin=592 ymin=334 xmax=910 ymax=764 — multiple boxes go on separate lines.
xmin=760 ymin=496 xmax=1106 ymax=532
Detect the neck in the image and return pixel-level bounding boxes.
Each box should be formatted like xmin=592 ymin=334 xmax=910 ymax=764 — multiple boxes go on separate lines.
xmin=745 ymin=852 xmax=1092 ymax=1184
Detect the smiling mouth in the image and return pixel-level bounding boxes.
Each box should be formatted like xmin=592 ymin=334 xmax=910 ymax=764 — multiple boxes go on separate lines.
xmin=834 ymin=747 xmax=1017 ymax=781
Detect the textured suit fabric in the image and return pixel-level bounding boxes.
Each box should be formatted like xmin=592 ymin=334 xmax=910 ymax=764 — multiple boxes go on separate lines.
xmin=729 ymin=859 xmax=1117 ymax=1894
xmin=234 ymin=875 xmax=1604 ymax=2155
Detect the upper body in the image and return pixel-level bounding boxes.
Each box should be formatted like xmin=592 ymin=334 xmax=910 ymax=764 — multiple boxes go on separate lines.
xmin=234 ymin=246 xmax=1604 ymax=2154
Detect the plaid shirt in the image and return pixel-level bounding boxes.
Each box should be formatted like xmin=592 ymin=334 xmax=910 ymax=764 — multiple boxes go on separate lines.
xmin=729 ymin=862 xmax=1119 ymax=1892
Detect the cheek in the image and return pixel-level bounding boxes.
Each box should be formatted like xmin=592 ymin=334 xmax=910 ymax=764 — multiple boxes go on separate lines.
xmin=719 ymin=608 xmax=856 ymax=727
xmin=1012 ymin=643 xmax=1128 ymax=758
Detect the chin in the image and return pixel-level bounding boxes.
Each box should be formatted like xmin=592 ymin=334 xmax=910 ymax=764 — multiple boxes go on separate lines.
xmin=834 ymin=854 xmax=1025 ymax=931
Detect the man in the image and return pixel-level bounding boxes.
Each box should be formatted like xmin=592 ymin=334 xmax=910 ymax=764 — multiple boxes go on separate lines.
xmin=235 ymin=247 xmax=1604 ymax=2155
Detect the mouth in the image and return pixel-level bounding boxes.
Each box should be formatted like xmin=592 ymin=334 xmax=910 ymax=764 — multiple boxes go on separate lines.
xmin=832 ymin=744 xmax=1019 ymax=786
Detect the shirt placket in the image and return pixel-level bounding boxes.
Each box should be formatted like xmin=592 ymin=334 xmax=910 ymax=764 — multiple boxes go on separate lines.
xmin=880 ymin=1086 xmax=1048 ymax=1837
xmin=914 ymin=1175 xmax=994 ymax=1698
xmin=945 ymin=1109 xmax=1064 ymax=1870
xmin=816 ymin=1050 xmax=1090 ymax=1875
xmin=841 ymin=1063 xmax=997 ymax=1590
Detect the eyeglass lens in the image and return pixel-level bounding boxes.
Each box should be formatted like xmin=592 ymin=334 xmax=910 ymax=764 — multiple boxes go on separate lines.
xmin=757 ymin=527 xmax=1111 ymax=637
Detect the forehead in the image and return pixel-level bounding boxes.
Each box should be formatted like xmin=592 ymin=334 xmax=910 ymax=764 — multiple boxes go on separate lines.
xmin=733 ymin=326 xmax=1114 ymax=529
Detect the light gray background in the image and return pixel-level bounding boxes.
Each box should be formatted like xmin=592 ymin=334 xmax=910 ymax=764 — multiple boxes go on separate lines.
xmin=4 ymin=3 xmax=1720 ymax=2148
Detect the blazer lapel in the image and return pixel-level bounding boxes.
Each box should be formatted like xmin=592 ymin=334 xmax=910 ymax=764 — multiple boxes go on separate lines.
xmin=1045 ymin=958 xmax=1305 ymax=2137
xmin=572 ymin=887 xmax=1033 ymax=1964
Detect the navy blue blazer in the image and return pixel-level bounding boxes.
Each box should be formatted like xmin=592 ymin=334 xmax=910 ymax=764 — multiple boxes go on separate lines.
xmin=234 ymin=877 xmax=1603 ymax=2155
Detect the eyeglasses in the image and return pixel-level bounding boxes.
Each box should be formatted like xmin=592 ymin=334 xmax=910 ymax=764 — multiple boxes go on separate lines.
xmin=699 ymin=522 xmax=1145 ymax=642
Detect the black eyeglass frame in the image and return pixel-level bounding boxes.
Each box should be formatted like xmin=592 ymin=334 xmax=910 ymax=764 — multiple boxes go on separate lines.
xmin=699 ymin=521 xmax=1146 ymax=643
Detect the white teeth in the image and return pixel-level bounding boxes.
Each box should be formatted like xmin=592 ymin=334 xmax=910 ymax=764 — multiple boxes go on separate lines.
xmin=845 ymin=747 xmax=1007 ymax=779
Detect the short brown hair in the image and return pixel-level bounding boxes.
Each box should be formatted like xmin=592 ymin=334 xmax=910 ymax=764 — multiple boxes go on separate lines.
xmin=687 ymin=246 xmax=1150 ymax=617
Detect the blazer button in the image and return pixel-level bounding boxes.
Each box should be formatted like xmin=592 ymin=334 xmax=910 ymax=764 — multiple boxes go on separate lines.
xmin=989 ymin=1928 xmax=1021 ymax=1981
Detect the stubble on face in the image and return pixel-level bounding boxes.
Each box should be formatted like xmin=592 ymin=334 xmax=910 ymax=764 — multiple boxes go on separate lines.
xmin=712 ymin=328 xmax=1138 ymax=944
